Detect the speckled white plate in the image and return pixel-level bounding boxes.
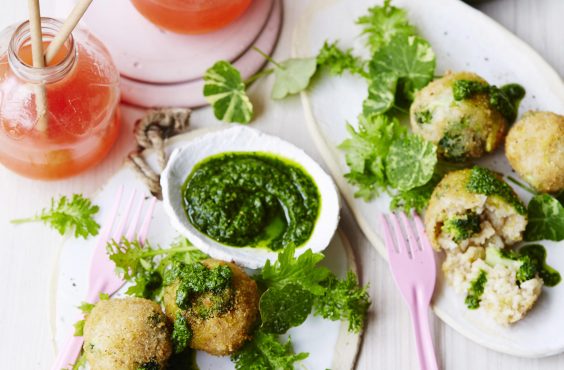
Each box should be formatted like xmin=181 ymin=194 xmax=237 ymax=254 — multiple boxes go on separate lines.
xmin=50 ymin=128 xmax=361 ymax=370
xmin=293 ymin=0 xmax=564 ymax=358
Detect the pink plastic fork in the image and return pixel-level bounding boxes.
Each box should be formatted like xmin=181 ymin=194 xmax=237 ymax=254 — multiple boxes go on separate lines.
xmin=380 ymin=211 xmax=439 ymax=370
xmin=51 ymin=187 xmax=157 ymax=370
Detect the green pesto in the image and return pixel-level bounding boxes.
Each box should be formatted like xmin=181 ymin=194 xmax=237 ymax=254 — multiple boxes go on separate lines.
xmin=172 ymin=313 xmax=192 ymax=354
xmin=466 ymin=167 xmax=527 ymax=215
xmin=452 ymin=80 xmax=525 ymax=123
xmin=442 ymin=211 xmax=481 ymax=242
xmin=182 ymin=152 xmax=320 ymax=251
xmin=169 ymin=349 xmax=199 ymax=370
xmin=465 ymin=269 xmax=487 ymax=309
xmin=414 ymin=109 xmax=433 ymax=124
xmin=137 ymin=360 xmax=159 ymax=370
xmin=519 ymin=244 xmax=561 ymax=287
xmin=164 ymin=261 xmax=233 ymax=311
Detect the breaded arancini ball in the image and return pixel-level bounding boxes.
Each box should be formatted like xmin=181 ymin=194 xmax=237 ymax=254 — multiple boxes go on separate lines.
xmin=505 ymin=111 xmax=564 ymax=193
xmin=83 ymin=297 xmax=172 ymax=370
xmin=163 ymin=259 xmax=260 ymax=356
xmin=425 ymin=168 xmax=527 ymax=252
xmin=410 ymin=71 xmax=507 ymax=162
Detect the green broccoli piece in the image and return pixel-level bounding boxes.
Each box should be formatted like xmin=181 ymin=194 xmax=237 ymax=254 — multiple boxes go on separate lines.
xmin=485 ymin=246 xmax=558 ymax=286
xmin=414 ymin=109 xmax=433 ymax=124
xmin=466 ymin=167 xmax=527 ymax=215
xmin=442 ymin=211 xmax=481 ymax=242
xmin=465 ymin=269 xmax=487 ymax=309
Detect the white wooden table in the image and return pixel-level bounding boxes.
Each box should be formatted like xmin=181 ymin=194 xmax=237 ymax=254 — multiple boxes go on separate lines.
xmin=0 ymin=1 xmax=562 ymax=369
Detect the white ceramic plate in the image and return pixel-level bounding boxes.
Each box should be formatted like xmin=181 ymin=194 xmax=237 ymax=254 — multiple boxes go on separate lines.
xmin=293 ymin=0 xmax=564 ymax=358
xmin=51 ymin=129 xmax=360 ymax=370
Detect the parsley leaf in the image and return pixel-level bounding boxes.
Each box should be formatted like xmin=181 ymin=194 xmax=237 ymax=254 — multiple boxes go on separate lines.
xmin=203 ymin=60 xmax=253 ymax=123
xmin=525 ymin=194 xmax=564 ymax=242
xmin=11 ymin=194 xmax=100 ymax=239
xmin=232 ymin=331 xmax=308 ymax=370
xmin=313 ymin=272 xmax=370 ymax=333
xmin=369 ymin=34 xmax=436 ymax=102
xmin=257 ymin=246 xmax=331 ymax=296
xmin=259 ymin=283 xmax=314 ymax=334
xmin=356 ymin=0 xmax=417 ymax=54
xmin=317 ymin=41 xmax=366 ymax=77
xmin=106 ymin=237 xmax=207 ymax=300
xmin=386 ymin=133 xmax=437 ymax=191
xmin=338 ymin=113 xmax=406 ymax=200
xmin=271 ymin=57 xmax=317 ymax=100
xmin=256 ymin=246 xmax=370 ymax=334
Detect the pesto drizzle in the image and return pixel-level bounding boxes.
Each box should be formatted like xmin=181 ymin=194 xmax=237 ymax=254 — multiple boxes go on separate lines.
xmin=182 ymin=152 xmax=320 ymax=251
xmin=466 ymin=167 xmax=527 ymax=215
xmin=452 ymin=80 xmax=525 ymax=123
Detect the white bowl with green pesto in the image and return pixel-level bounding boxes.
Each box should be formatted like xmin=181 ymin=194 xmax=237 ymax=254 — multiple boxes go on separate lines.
xmin=161 ymin=126 xmax=340 ymax=269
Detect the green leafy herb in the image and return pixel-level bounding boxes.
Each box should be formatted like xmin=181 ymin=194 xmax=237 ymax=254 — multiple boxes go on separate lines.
xmin=73 ymin=293 xmax=109 ymax=336
xmin=259 ymin=283 xmax=314 ymax=334
xmin=11 ymin=194 xmax=100 ymax=239
xmin=390 ymin=170 xmax=443 ymax=213
xmin=466 ymin=166 xmax=527 ymax=215
xmin=386 ymin=133 xmax=437 ymax=191
xmin=172 ymin=313 xmax=192 ymax=354
xmin=203 ymin=60 xmax=253 ymax=123
xmin=362 ymin=73 xmax=398 ymax=115
xmin=258 ymin=246 xmax=331 ymax=295
xmin=356 ymin=0 xmax=417 ymax=54
xmin=317 ymin=41 xmax=365 ymax=77
xmin=338 ymin=114 xmax=405 ymax=200
xmin=257 ymin=246 xmax=370 ymax=334
xmin=232 ymin=331 xmax=308 ymax=370
xmin=106 ymin=237 xmax=206 ymax=300
xmin=524 ymin=194 xmax=564 ymax=242
xmin=271 ymin=57 xmax=317 ymax=100
xmin=369 ymin=34 xmax=436 ymax=103
xmin=313 ymin=272 xmax=370 ymax=333
xmin=465 ymin=269 xmax=487 ymax=309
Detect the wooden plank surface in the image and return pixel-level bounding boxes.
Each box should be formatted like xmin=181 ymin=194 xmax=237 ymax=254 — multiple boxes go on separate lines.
xmin=0 ymin=0 xmax=562 ymax=369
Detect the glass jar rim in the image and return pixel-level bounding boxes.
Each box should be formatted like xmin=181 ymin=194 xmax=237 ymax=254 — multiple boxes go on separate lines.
xmin=8 ymin=17 xmax=77 ymax=84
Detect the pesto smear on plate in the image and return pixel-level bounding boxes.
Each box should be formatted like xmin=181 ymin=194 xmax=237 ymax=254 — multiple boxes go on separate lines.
xmin=182 ymin=152 xmax=320 ymax=251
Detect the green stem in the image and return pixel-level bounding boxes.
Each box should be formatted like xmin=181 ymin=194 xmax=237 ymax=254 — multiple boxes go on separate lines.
xmin=252 ymin=46 xmax=284 ymax=69
xmin=244 ymin=68 xmax=274 ymax=86
xmin=507 ymin=176 xmax=537 ymax=195
xmin=10 ymin=217 xmax=38 ymax=224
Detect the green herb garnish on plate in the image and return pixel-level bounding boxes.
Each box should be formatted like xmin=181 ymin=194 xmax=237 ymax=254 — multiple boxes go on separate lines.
xmin=11 ymin=194 xmax=100 ymax=239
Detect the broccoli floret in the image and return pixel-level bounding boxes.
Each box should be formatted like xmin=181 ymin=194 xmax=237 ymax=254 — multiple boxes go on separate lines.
xmin=465 ymin=269 xmax=487 ymax=309
xmin=414 ymin=109 xmax=433 ymax=124
xmin=442 ymin=211 xmax=481 ymax=242
xmin=466 ymin=167 xmax=527 ymax=215
xmin=485 ymin=246 xmax=556 ymax=286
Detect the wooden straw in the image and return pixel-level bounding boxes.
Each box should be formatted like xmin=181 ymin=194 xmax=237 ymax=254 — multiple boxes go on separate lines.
xmin=44 ymin=0 xmax=93 ymax=65
xmin=27 ymin=0 xmax=48 ymax=133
